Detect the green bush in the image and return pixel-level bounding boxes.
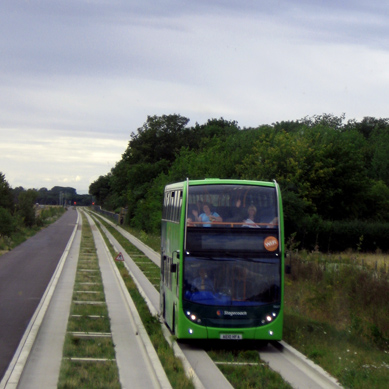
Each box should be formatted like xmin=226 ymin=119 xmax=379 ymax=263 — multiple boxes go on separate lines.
xmin=0 ymin=207 xmax=15 ymax=237
xmin=294 ymin=218 xmax=389 ymax=252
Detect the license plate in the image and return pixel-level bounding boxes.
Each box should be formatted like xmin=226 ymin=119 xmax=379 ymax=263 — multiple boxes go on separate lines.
xmin=220 ymin=334 xmax=242 ymax=340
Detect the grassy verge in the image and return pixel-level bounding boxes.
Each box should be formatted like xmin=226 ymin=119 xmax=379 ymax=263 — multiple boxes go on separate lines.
xmin=284 ymin=252 xmax=389 ymax=388
xmin=57 ymin=213 xmax=121 ymax=388
xmin=91 ymin=214 xmax=194 ymax=388
xmin=0 ymin=206 xmax=66 ymax=255
xmin=284 ymin=313 xmax=388 ymax=388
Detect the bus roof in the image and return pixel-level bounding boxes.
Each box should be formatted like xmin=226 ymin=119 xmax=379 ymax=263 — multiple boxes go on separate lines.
xmin=165 ymin=179 xmax=277 ymax=190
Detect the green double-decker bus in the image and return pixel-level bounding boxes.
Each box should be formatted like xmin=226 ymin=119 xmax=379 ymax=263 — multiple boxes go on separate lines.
xmin=160 ymin=179 xmax=284 ymax=340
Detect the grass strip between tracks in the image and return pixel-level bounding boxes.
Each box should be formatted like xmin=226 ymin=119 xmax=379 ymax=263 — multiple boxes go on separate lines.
xmin=57 ymin=213 xmax=121 ymax=388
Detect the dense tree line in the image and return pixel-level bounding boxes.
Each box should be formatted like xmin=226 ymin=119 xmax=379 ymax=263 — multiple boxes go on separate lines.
xmin=0 ymin=172 xmax=41 ymax=236
xmin=0 ymin=176 xmax=92 ymax=238
xmin=34 ymin=186 xmax=92 ymax=206
xmin=89 ymin=114 xmax=389 ymax=252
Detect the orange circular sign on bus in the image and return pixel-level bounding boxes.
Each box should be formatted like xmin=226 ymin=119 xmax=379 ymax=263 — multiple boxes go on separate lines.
xmin=264 ymin=236 xmax=279 ymax=252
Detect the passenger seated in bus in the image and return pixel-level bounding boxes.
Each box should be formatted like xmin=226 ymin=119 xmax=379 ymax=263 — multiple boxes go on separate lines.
xmin=242 ymin=205 xmax=260 ymax=228
xmin=196 ymin=203 xmax=222 ymax=227
xmin=196 ymin=201 xmax=204 ymax=214
xmin=192 ymin=267 xmax=214 ymax=291
xmin=267 ymin=216 xmax=278 ymax=227
xmin=187 ymin=205 xmax=199 ymax=226
xmin=226 ymin=198 xmax=246 ymax=224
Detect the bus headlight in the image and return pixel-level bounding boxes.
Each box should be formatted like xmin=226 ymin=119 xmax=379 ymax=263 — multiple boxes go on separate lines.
xmin=186 ymin=311 xmax=201 ymax=323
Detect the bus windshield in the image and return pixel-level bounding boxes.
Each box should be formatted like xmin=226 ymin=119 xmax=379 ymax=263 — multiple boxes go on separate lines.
xmin=186 ymin=184 xmax=278 ymax=228
xmin=183 ymin=255 xmax=280 ymax=306
xmin=184 ymin=184 xmax=281 ymax=307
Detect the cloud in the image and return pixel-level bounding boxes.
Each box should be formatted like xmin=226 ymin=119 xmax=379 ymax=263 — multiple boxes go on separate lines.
xmin=1 ymin=0 xmax=388 ymax=192
xmin=0 ymin=129 xmax=127 ymax=191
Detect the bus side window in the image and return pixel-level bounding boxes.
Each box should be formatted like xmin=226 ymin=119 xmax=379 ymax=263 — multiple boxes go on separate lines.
xmin=177 ymin=191 xmax=182 ymax=222
xmin=169 ymin=192 xmax=174 ymax=221
xmin=173 ymin=191 xmax=179 ymax=222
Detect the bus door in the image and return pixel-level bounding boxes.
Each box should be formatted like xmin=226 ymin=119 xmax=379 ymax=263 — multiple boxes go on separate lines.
xmin=161 ymin=188 xmax=183 ymax=332
xmin=162 ymin=252 xmax=177 ymax=331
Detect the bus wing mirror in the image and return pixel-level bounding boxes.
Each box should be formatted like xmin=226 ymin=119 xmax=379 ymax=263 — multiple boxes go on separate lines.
xmin=171 ymin=263 xmax=177 ymax=273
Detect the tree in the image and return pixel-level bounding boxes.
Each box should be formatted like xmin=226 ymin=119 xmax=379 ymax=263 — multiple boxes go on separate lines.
xmin=0 ymin=172 xmax=14 ymax=212
xmin=237 ymin=125 xmax=370 ymax=220
xmin=365 ymin=180 xmax=389 ymax=221
xmin=193 ymin=118 xmax=240 ymax=147
xmin=17 ymin=189 xmax=38 ymax=227
xmin=311 ymin=127 xmax=369 ymax=219
xmin=131 ymin=173 xmax=166 ymax=233
xmin=123 ymin=114 xmax=190 ymax=165
xmin=272 ymin=120 xmax=302 ymax=133
xmin=370 ymin=129 xmax=389 ymax=186
xmin=109 ymin=160 xmax=131 ymax=205
xmin=89 ymin=174 xmax=112 ymax=206
xmin=164 ymin=126 xmax=262 ymax=182
xmin=346 ymin=116 xmax=389 ymax=140
xmin=0 ymin=207 xmax=14 ymax=237
xmin=300 ymin=113 xmax=346 ymax=130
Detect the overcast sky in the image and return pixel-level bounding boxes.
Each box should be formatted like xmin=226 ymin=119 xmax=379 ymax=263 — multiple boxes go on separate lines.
xmin=1 ymin=1 xmax=388 ymax=194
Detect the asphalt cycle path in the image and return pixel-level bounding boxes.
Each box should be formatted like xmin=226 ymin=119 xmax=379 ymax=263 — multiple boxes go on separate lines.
xmin=0 ymin=207 xmax=78 ymax=382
